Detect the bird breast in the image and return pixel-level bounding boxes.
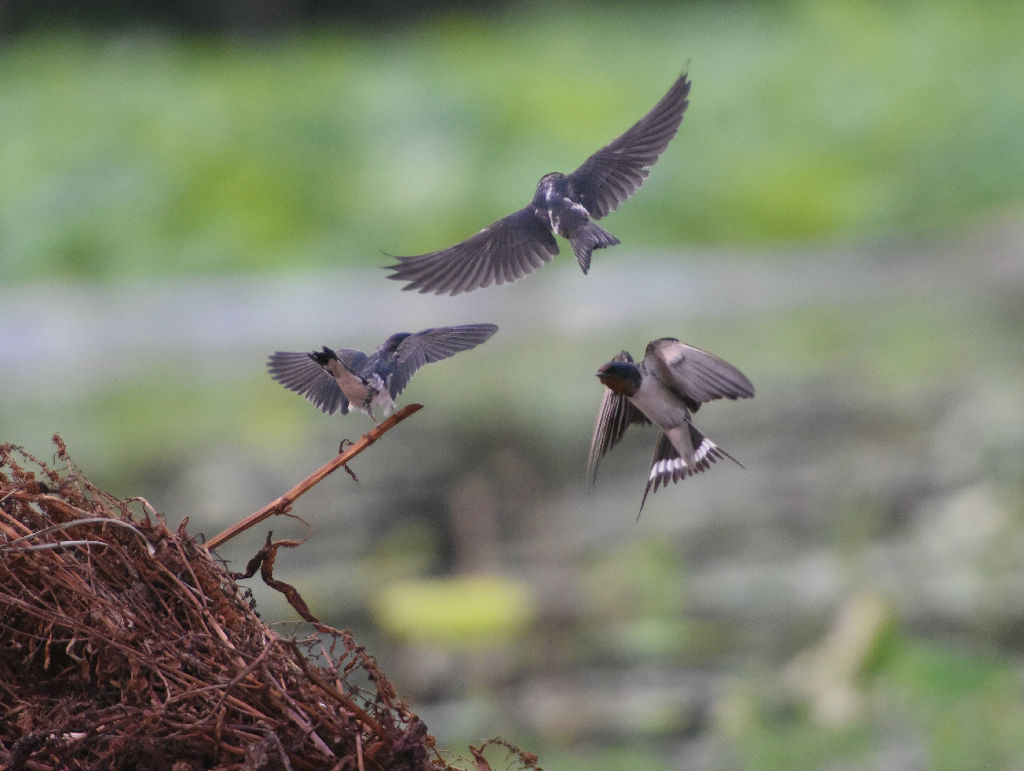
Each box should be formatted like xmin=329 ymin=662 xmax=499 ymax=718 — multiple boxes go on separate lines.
xmin=629 ymin=374 xmax=690 ymax=429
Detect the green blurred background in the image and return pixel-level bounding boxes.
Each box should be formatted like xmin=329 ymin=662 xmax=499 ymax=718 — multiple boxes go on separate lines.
xmin=3 ymin=1 xmax=1024 ymax=768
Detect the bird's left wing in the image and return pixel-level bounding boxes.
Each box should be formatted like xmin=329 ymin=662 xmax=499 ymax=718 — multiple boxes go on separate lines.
xmin=567 ymin=73 xmax=691 ymax=220
xmin=645 ymin=337 xmax=754 ymax=410
xmin=385 ymin=207 xmax=559 ymax=295
xmin=387 ymin=323 xmax=499 ymax=399
xmin=587 ymin=352 xmax=651 ymax=485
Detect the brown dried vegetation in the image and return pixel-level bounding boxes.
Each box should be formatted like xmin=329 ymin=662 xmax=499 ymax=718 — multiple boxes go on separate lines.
xmin=0 ymin=437 xmax=539 ymax=771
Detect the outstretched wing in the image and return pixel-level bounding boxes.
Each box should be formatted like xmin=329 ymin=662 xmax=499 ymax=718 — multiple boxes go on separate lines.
xmin=266 ymin=350 xmax=352 ymax=415
xmin=385 ymin=323 xmax=500 ymax=399
xmin=385 ymin=208 xmax=559 ymax=296
xmin=567 ymin=73 xmax=691 ymax=220
xmin=644 ymin=337 xmax=754 ymax=412
xmin=587 ymin=351 xmax=651 ymax=485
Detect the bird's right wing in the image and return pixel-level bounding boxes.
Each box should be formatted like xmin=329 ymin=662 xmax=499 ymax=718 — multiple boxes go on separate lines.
xmin=385 ymin=207 xmax=559 ymax=295
xmin=387 ymin=323 xmax=499 ymax=399
xmin=587 ymin=353 xmax=651 ymax=486
xmin=267 ymin=350 xmax=350 ymax=415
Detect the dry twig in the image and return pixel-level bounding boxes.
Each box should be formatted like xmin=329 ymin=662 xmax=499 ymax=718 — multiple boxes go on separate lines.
xmin=204 ymin=403 xmax=423 ymax=552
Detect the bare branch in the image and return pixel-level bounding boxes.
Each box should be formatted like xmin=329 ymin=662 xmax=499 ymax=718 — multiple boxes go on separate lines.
xmin=203 ymin=403 xmax=423 ymax=552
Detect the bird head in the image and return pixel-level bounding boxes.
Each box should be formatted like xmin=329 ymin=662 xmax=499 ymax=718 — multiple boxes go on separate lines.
xmin=309 ymin=346 xmax=337 ymax=367
xmin=535 ymin=171 xmax=568 ymax=194
xmin=596 ymin=360 xmax=641 ymax=396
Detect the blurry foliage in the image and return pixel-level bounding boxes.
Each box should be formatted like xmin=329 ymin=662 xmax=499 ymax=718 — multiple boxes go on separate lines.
xmin=720 ymin=627 xmax=1024 ymax=770
xmin=2 ymin=0 xmax=1024 ymax=281
xmin=370 ymin=574 xmax=534 ymax=646
xmin=582 ymin=538 xmax=698 ymax=660
xmin=535 ymin=742 xmax=674 ymax=771
xmin=884 ymin=641 xmax=1024 ymax=769
xmin=3 ymin=3 xmax=1024 ymax=770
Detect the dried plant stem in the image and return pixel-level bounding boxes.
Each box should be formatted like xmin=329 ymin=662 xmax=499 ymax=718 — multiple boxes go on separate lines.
xmin=204 ymin=403 xmax=423 ymax=552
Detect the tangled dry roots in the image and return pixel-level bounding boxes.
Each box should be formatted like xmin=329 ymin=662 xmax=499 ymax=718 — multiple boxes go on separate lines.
xmin=0 ymin=437 xmax=536 ymax=771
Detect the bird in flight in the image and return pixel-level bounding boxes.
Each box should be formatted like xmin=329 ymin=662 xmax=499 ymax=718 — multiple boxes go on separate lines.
xmin=385 ymin=72 xmax=691 ymax=295
xmin=267 ymin=324 xmax=498 ymax=421
xmin=588 ymin=337 xmax=754 ymax=513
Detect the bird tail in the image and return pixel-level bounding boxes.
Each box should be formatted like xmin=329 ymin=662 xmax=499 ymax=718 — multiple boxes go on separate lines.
xmin=638 ymin=426 xmax=742 ymax=516
xmin=570 ymin=223 xmax=620 ymax=274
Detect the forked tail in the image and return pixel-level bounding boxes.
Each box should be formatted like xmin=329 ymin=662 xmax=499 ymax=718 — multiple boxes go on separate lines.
xmin=570 ymin=222 xmax=620 ymax=274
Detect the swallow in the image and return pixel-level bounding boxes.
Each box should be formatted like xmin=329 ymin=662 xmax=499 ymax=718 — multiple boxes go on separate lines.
xmin=587 ymin=338 xmax=754 ymax=513
xmin=385 ymin=72 xmax=691 ymax=295
xmin=267 ymin=323 xmax=498 ymax=421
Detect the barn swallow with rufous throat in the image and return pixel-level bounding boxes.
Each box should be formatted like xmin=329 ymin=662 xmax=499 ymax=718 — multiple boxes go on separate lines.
xmin=588 ymin=338 xmax=754 ymax=515
xmin=385 ymin=72 xmax=691 ymax=295
xmin=267 ymin=323 xmax=498 ymax=422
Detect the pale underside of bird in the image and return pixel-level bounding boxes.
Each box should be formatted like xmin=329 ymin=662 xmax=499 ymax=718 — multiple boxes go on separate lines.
xmin=266 ymin=323 xmax=498 ymax=422
xmin=385 ymin=71 xmax=691 ymax=295
xmin=588 ymin=337 xmax=755 ymax=514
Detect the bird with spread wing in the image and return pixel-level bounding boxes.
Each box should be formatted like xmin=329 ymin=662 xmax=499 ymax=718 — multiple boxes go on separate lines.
xmin=588 ymin=338 xmax=754 ymax=513
xmin=267 ymin=324 xmax=498 ymax=422
xmin=386 ymin=73 xmax=691 ymax=295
